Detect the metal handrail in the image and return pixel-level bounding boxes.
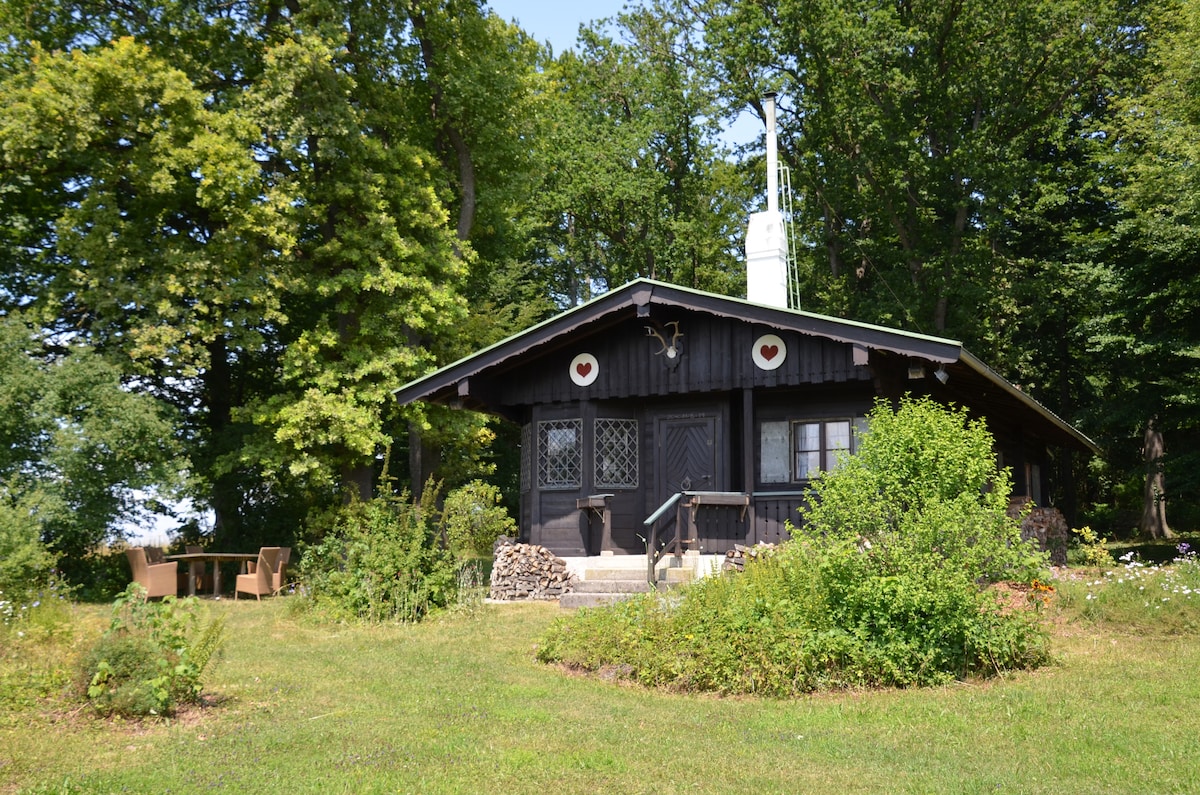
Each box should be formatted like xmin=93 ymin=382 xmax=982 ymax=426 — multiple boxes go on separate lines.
xmin=644 ymin=492 xmax=684 ymax=585
xmin=644 ymin=492 xmax=682 ymax=527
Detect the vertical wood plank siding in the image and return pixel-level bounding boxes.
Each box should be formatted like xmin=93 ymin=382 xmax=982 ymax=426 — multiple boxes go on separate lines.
xmin=495 ymin=312 xmax=872 ymax=406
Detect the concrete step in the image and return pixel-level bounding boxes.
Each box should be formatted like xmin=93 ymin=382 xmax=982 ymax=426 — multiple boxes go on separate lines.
xmin=559 ymin=591 xmax=644 ymax=609
xmin=661 ymin=566 xmax=696 ymax=584
xmin=571 ymin=578 xmax=653 ymax=594
xmin=583 ymin=567 xmax=654 ymax=581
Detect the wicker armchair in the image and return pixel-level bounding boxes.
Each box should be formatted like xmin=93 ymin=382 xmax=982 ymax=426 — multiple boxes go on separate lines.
xmin=271 ymin=547 xmax=291 ymax=594
xmin=235 ymin=547 xmax=280 ymax=600
xmin=125 ymin=547 xmax=177 ymax=598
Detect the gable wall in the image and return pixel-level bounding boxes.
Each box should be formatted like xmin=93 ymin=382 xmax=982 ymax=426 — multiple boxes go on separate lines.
xmin=492 ymin=311 xmax=873 ymax=407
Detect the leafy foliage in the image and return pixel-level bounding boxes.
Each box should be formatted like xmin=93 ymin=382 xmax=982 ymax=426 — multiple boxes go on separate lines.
xmin=538 ymin=398 xmax=1050 ymax=693
xmin=1089 ymin=0 xmax=1200 ymax=527
xmin=801 ymin=396 xmax=1044 ymax=582
xmin=298 ymin=481 xmax=458 ymax=623
xmin=1071 ymin=526 xmax=1117 ymax=568
xmin=535 ymin=10 xmax=751 ymax=301
xmin=442 ymin=480 xmax=518 ymax=558
xmin=0 ymin=313 xmax=178 ymax=583
xmin=78 ymin=584 xmax=225 ymax=718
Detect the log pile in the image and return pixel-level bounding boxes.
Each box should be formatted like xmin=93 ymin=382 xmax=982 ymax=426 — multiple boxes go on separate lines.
xmin=722 ymin=542 xmax=779 ymax=572
xmin=489 ymin=538 xmax=575 ymax=601
xmin=1008 ymin=499 xmax=1069 ymax=565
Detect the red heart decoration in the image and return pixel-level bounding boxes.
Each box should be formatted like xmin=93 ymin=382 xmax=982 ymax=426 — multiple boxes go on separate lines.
xmin=576 ymin=362 xmax=592 ymax=377
xmin=760 ymin=344 xmax=779 ymax=361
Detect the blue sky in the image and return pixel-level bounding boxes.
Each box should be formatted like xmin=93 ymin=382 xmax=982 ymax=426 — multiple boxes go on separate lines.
xmin=486 ymin=0 xmax=762 ymax=147
xmin=486 ymin=0 xmax=629 ymax=53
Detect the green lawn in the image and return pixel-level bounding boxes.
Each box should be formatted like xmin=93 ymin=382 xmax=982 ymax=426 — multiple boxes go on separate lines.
xmin=3 ymin=597 xmax=1200 ymax=794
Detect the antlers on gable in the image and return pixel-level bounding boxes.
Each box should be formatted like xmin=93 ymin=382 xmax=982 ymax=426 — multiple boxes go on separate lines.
xmin=645 ymin=320 xmax=683 ymax=360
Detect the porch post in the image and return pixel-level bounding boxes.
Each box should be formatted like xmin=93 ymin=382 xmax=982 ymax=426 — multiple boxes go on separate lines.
xmin=742 ymin=387 xmax=757 ymax=543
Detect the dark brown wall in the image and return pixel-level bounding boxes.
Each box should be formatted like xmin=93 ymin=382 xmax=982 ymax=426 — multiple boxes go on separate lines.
xmin=492 ymin=310 xmax=873 ymax=408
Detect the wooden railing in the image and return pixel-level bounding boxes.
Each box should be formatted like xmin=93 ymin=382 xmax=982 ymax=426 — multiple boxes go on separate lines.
xmin=644 ymin=492 xmax=684 ymax=585
xmin=644 ymin=491 xmax=751 ymax=584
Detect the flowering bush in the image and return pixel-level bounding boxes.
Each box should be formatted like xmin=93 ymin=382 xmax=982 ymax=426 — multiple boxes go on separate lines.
xmin=1071 ymin=525 xmax=1115 ymax=568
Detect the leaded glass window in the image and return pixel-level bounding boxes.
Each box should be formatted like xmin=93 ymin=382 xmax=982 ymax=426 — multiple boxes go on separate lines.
xmin=537 ymin=419 xmax=582 ymax=489
xmin=594 ymin=418 xmax=639 ymax=489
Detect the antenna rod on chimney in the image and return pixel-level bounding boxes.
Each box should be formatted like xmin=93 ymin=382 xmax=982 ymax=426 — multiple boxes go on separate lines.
xmin=765 ymin=92 xmax=779 ymax=214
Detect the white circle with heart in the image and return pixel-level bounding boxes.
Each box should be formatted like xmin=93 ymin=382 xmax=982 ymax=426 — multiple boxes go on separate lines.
xmin=752 ymin=334 xmax=787 ymax=370
xmin=569 ymin=353 xmax=599 ymax=386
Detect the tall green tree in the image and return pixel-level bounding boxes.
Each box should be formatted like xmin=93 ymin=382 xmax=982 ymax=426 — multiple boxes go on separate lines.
xmin=1093 ymin=0 xmax=1200 ymax=536
xmin=0 ymin=0 xmax=542 ymax=547
xmin=533 ymin=7 xmax=752 ymax=304
xmin=679 ymin=0 xmax=1143 ymax=353
xmin=0 ymin=36 xmax=298 ymax=547
xmin=0 ymin=313 xmax=177 ymax=579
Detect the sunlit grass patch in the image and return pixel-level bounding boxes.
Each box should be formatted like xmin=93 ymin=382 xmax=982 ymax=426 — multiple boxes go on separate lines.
xmin=1053 ymin=543 xmax=1200 ymax=634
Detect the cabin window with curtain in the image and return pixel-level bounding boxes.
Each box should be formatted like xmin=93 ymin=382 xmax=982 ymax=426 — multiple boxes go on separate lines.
xmin=760 ymin=418 xmax=860 ymax=484
xmin=538 ymin=419 xmax=582 ymax=489
xmin=594 ymin=418 xmax=639 ymax=489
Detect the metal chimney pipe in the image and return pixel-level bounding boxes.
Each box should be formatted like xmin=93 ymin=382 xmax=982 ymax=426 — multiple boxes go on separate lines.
xmin=764 ymin=92 xmax=779 ymax=214
xmin=746 ymin=91 xmax=789 ymax=309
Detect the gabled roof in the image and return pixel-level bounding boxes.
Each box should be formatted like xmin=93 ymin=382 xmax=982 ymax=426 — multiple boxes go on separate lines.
xmin=394 ymin=279 xmax=1098 ymax=454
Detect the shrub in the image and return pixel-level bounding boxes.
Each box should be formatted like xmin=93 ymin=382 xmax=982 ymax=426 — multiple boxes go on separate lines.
xmin=299 ymin=480 xmax=459 ymax=623
xmin=0 ymin=487 xmax=56 ymax=601
xmin=1070 ymin=525 xmax=1116 ymax=568
xmin=77 ymin=584 xmax=225 ymax=718
xmin=442 ymin=480 xmax=518 ymax=558
xmin=538 ymin=396 xmax=1051 ymax=694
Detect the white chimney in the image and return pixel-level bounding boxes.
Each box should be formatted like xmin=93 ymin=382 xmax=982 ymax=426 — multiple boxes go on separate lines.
xmin=746 ymin=93 xmax=789 ymax=309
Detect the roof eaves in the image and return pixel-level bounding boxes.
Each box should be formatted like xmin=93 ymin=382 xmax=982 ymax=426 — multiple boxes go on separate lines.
xmin=959 ymin=350 xmax=1100 ymax=455
xmin=392 ymin=285 xmax=641 ymax=404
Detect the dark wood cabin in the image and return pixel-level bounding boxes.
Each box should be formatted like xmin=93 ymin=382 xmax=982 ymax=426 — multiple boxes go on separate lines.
xmin=394 ymin=279 xmax=1097 ymax=558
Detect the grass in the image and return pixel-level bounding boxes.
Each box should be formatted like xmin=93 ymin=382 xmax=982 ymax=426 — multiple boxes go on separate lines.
xmin=2 ymin=581 xmax=1200 ymax=794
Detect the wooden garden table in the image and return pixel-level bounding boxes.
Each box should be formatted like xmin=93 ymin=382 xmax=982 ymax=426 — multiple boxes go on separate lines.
xmin=165 ymin=552 xmax=260 ymax=597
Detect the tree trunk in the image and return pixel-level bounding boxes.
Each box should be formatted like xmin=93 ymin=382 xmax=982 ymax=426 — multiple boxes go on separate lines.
xmin=1140 ymin=417 xmax=1174 ymax=539
xmin=407 ymin=422 xmax=440 ymax=496
xmin=205 ymin=335 xmax=243 ymax=546
xmin=341 ymin=461 xmax=374 ymax=504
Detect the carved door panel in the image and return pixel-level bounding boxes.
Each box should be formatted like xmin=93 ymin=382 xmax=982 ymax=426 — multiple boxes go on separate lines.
xmin=653 ymin=415 xmax=721 ymax=549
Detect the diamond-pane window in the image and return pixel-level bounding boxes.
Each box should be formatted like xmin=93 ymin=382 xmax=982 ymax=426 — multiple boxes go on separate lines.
xmin=595 ymin=418 xmax=639 ymax=489
xmin=538 ymin=419 xmax=582 ymax=489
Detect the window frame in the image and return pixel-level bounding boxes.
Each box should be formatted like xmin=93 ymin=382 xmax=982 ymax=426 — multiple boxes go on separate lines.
xmin=759 ymin=416 xmax=860 ymax=486
xmin=593 ymin=417 xmax=639 ymax=490
xmin=537 ymin=418 xmax=583 ymax=490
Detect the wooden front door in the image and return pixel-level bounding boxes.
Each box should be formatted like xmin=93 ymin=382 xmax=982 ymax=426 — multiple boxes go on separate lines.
xmin=653 ymin=415 xmax=721 ymax=551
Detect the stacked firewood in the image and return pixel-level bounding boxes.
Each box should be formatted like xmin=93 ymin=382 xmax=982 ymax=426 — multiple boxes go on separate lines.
xmin=1018 ymin=506 xmax=1069 ymax=566
xmin=489 ymin=539 xmax=575 ymax=601
xmin=722 ymin=542 xmax=779 ymax=572
xmin=1006 ymin=499 xmax=1069 ymax=566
